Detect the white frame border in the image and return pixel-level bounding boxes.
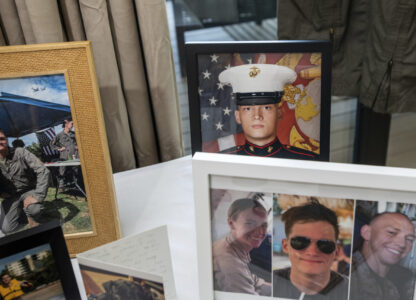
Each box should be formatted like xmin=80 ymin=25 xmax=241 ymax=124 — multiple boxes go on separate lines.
xmin=192 ymin=152 xmax=416 ymax=300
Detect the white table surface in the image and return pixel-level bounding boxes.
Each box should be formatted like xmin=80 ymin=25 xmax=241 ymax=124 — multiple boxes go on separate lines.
xmin=72 ymin=155 xmax=199 ymax=300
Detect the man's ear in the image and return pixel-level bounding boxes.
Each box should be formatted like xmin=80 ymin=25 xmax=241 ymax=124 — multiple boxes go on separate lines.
xmin=282 ymin=238 xmax=289 ymax=254
xmin=227 ymin=218 xmax=234 ymax=230
xmin=235 ymin=110 xmax=241 ymax=124
xmin=361 ymin=225 xmax=371 ymax=241
xmin=334 ymin=244 xmax=340 ymax=258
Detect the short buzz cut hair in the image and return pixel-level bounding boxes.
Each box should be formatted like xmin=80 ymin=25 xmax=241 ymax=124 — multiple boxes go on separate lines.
xmin=0 ymin=128 xmax=5 ymax=135
xmin=369 ymin=211 xmax=414 ymax=226
xmin=281 ymin=198 xmax=339 ymax=240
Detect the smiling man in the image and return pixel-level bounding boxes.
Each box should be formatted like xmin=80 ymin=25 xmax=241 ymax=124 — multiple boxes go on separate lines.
xmin=273 ymin=200 xmax=349 ymax=300
xmin=213 ymin=197 xmax=271 ymax=296
xmin=350 ymin=212 xmax=416 ymax=300
xmin=218 ymin=64 xmax=317 ymax=159
xmin=0 ymin=273 xmax=32 ymax=300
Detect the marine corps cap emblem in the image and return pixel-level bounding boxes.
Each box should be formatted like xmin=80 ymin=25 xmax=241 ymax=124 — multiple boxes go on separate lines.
xmin=249 ymin=66 xmax=260 ymax=78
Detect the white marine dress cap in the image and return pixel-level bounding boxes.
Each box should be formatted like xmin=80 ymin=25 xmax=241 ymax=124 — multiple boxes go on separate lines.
xmin=219 ymin=64 xmax=297 ymax=105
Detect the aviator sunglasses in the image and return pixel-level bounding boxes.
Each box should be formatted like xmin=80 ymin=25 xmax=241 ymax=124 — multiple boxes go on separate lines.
xmin=290 ymin=236 xmax=336 ymax=254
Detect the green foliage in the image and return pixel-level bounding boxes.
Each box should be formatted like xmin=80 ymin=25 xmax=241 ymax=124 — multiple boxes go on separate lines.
xmin=22 ymin=256 xmax=60 ymax=292
xmin=25 ymin=142 xmax=43 ymax=159
xmin=44 ymin=187 xmax=92 ymax=234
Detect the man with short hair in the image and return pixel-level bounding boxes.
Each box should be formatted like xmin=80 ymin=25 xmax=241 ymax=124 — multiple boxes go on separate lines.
xmin=50 ymin=119 xmax=77 ymax=161
xmin=0 ymin=129 xmax=50 ymax=235
xmin=213 ymin=197 xmax=271 ymax=296
xmin=350 ymin=212 xmax=416 ymax=300
xmin=50 ymin=119 xmax=77 ymax=190
xmin=273 ymin=201 xmax=349 ymax=300
xmin=0 ymin=273 xmax=32 ymax=300
xmin=219 ymin=64 xmax=317 ymax=159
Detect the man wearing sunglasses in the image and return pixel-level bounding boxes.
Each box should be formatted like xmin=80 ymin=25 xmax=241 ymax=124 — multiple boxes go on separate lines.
xmin=273 ymin=200 xmax=348 ymax=300
xmin=0 ymin=129 xmax=50 ymax=235
xmin=350 ymin=212 xmax=416 ymax=300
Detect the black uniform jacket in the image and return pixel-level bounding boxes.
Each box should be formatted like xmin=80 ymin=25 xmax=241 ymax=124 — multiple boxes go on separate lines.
xmin=221 ymin=137 xmax=318 ymax=160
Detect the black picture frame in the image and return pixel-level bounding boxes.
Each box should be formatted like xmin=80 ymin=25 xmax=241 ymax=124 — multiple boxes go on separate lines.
xmin=185 ymin=40 xmax=331 ymax=161
xmin=0 ymin=221 xmax=81 ymax=300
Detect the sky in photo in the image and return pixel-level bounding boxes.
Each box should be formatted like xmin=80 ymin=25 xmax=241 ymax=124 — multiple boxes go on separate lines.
xmin=0 ymin=244 xmax=51 ymax=273
xmin=0 ymin=74 xmax=71 ymax=145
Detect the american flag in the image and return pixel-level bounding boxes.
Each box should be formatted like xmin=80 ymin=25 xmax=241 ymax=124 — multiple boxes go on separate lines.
xmin=197 ymin=52 xmax=322 ymax=153
xmin=36 ymin=127 xmax=59 ymax=158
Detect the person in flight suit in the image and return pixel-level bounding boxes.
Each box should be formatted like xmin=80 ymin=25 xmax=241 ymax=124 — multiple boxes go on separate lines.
xmin=50 ymin=119 xmax=77 ymax=161
xmin=219 ymin=64 xmax=317 ymax=160
xmin=0 ymin=129 xmax=50 ymax=235
xmin=50 ymin=119 xmax=77 ymax=189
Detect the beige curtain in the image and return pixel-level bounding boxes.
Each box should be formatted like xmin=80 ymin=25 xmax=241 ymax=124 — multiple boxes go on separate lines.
xmin=0 ymin=0 xmax=184 ymax=172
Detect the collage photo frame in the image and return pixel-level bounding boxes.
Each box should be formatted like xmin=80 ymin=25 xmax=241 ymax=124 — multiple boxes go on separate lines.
xmin=193 ymin=152 xmax=416 ymax=300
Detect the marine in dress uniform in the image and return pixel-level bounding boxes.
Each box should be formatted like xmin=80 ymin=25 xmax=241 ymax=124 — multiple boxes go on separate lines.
xmin=218 ymin=64 xmax=318 ymax=160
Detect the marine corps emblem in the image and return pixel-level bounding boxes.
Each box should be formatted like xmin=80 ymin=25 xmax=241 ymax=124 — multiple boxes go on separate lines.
xmin=249 ymin=66 xmax=260 ymax=78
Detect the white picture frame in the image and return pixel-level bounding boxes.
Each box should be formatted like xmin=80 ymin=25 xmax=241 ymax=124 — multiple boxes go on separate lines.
xmin=192 ymin=152 xmax=416 ymax=300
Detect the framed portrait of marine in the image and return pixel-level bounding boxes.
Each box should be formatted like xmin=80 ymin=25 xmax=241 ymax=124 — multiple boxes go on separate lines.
xmin=0 ymin=42 xmax=121 ymax=256
xmin=193 ymin=152 xmax=416 ymax=300
xmin=186 ymin=41 xmax=331 ymax=161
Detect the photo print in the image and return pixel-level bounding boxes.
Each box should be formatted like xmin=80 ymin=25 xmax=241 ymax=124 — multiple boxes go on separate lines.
xmin=350 ymin=200 xmax=416 ymax=300
xmin=0 ymin=74 xmax=92 ymax=237
xmin=186 ymin=42 xmax=331 ymax=161
xmin=272 ymin=194 xmax=354 ymax=300
xmin=210 ymin=188 xmax=273 ymax=296
xmin=0 ymin=243 xmax=66 ymax=300
xmin=198 ymin=52 xmax=322 ymax=157
xmin=79 ymin=264 xmax=165 ymax=300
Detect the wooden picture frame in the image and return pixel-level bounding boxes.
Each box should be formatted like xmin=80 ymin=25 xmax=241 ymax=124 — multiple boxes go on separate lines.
xmin=192 ymin=152 xmax=416 ymax=300
xmin=186 ymin=41 xmax=331 ymax=161
xmin=0 ymin=41 xmax=121 ymax=255
xmin=0 ymin=221 xmax=82 ymax=299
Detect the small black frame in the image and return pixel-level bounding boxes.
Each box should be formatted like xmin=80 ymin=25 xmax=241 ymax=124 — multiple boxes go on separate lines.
xmin=0 ymin=221 xmax=81 ymax=300
xmin=185 ymin=40 xmax=331 ymax=161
